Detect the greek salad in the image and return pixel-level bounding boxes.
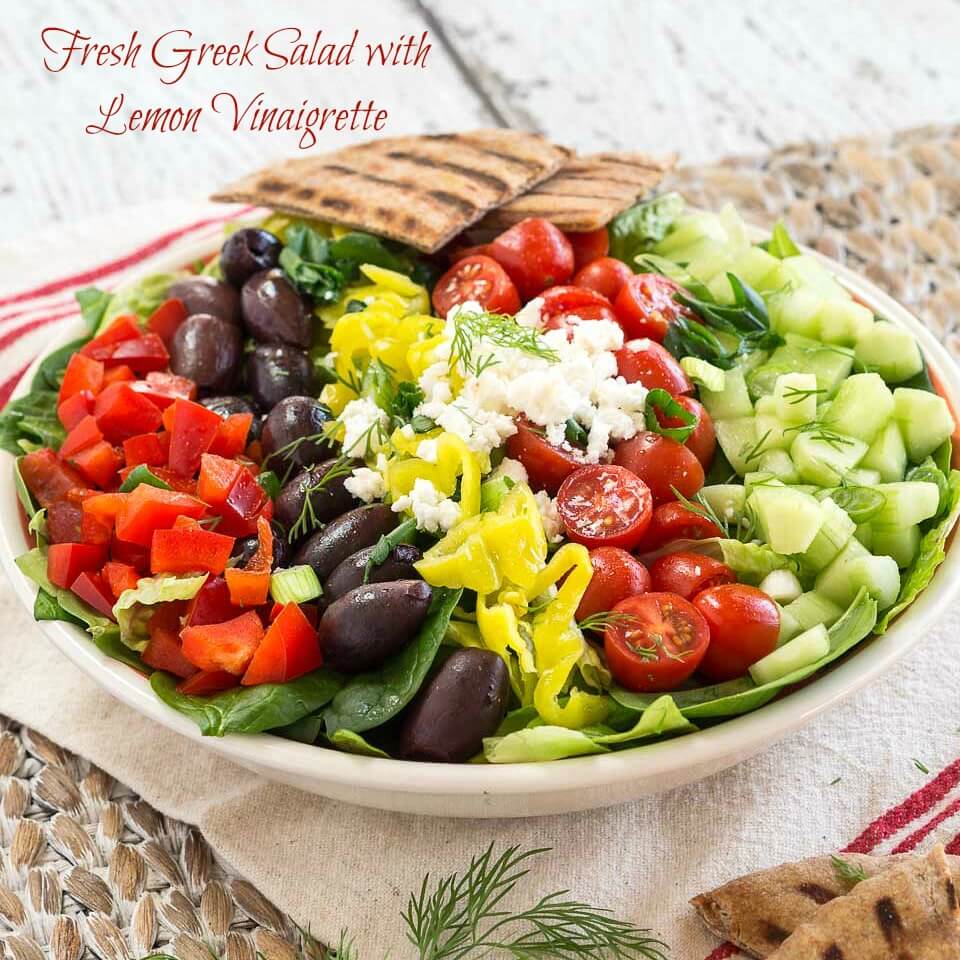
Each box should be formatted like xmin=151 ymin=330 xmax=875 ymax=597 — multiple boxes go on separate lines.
xmin=4 ymin=196 xmax=958 ymax=763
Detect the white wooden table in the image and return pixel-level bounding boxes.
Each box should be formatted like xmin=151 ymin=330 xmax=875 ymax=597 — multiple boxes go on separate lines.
xmin=5 ymin=0 xmax=960 ymax=234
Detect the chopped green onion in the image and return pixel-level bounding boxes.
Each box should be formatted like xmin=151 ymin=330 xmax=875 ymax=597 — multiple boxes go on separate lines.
xmin=645 ymin=388 xmax=697 ymax=443
xmin=680 ymin=356 xmax=725 ymax=392
xmin=270 ymin=565 xmax=322 ymax=605
xmin=118 ymin=465 xmax=172 ymax=493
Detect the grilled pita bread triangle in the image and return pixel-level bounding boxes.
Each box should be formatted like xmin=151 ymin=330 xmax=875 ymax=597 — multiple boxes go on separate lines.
xmin=211 ymin=130 xmax=570 ymax=253
xmin=693 ymin=850 xmax=960 ymax=958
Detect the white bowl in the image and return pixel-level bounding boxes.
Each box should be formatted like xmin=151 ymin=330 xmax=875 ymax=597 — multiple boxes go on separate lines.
xmin=3 ymin=231 xmax=960 ymax=819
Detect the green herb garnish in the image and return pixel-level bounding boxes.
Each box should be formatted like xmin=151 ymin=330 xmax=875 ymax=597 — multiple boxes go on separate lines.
xmin=449 ymin=310 xmax=559 ymax=378
xmin=831 ymin=855 xmax=868 ymax=888
xmin=645 ymin=389 xmax=697 ymax=444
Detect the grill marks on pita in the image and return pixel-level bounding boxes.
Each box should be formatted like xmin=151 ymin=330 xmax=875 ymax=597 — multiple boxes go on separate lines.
xmin=211 ymin=130 xmax=570 ymax=253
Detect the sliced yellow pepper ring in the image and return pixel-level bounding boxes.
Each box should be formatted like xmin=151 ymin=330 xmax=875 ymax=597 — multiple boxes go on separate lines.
xmin=386 ymin=433 xmax=481 ymax=520
xmin=476 ymin=592 xmax=538 ymax=703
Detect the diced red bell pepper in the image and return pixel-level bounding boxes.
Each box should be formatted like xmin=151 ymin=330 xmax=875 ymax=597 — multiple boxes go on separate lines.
xmin=47 ymin=542 xmax=107 ymax=589
xmin=180 ymin=610 xmax=265 ymax=675
xmin=224 ymin=515 xmax=273 ymax=607
xmin=102 ymin=560 xmax=140 ymax=599
xmin=81 ymin=492 xmax=125 ymax=544
xmin=57 ymin=390 xmax=95 ymax=430
xmin=150 ymin=525 xmax=235 ymax=575
xmin=114 ymin=485 xmax=206 ymax=546
xmin=218 ymin=468 xmax=269 ymax=537
xmin=60 ymin=415 xmax=103 ymax=459
xmin=267 ymin=600 xmax=319 ymax=628
xmin=141 ymin=603 xmax=196 ymax=678
xmin=102 ymin=364 xmax=135 ymax=386
xmin=197 ymin=454 xmax=242 ymax=506
xmin=185 ymin=575 xmax=245 ymax=626
xmin=242 ymin=603 xmax=321 ymax=686
xmin=147 ymin=298 xmax=188 ymax=346
xmin=70 ymin=570 xmax=116 ymax=619
xmin=108 ymin=333 xmax=169 ymax=374
xmin=168 ymin=400 xmax=222 ymax=477
xmin=94 ymin=382 xmax=162 ymax=443
xmin=176 ymin=670 xmax=237 ymax=696
xmin=66 ymin=440 xmax=122 ymax=489
xmin=111 ymin=536 xmax=150 ymax=572
xmin=207 ymin=414 xmax=253 ymax=460
xmin=150 ymin=467 xmax=197 ymax=495
xmin=131 ymin=371 xmax=196 ymax=410
xmin=157 ymin=430 xmax=171 ymax=460
xmin=58 ymin=353 xmax=104 ymax=404
xmin=122 ymin=432 xmax=165 ymax=468
xmin=20 ymin=449 xmax=87 ymax=507
xmin=46 ymin=499 xmax=84 ymax=544
xmin=79 ymin=315 xmax=141 ymax=361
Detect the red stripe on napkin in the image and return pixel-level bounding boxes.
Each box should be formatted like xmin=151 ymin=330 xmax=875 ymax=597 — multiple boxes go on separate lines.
xmin=0 ymin=362 xmax=32 ymax=407
xmin=891 ymin=796 xmax=960 ymax=854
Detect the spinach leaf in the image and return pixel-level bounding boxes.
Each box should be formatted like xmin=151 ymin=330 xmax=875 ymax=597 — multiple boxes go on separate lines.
xmin=31 ymin=337 xmax=90 ymax=392
xmin=151 ymin=669 xmax=344 ymax=737
xmin=0 ymin=391 xmax=65 ymax=454
xmin=609 ymin=193 xmax=685 ymax=265
xmin=329 ymin=232 xmax=408 ymax=276
xmin=328 ymin=728 xmax=391 ymax=758
xmin=274 ymin=714 xmax=325 ymax=744
xmin=92 ymin=626 xmax=150 ymax=673
xmin=323 ymin=586 xmax=462 ymax=733
xmin=34 ymin=587 xmax=83 ymax=625
xmin=75 ymin=287 xmax=111 ymax=335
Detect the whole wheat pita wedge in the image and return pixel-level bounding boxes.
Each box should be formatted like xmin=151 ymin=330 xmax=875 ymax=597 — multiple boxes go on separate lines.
xmin=692 ymin=850 xmax=960 ymax=958
xmin=211 ymin=130 xmax=570 ymax=253
xmin=769 ymin=846 xmax=960 ymax=958
xmin=462 ymin=151 xmax=675 ymax=240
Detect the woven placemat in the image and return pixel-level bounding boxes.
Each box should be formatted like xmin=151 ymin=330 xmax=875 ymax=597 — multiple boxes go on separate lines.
xmin=3 ymin=124 xmax=960 ymax=960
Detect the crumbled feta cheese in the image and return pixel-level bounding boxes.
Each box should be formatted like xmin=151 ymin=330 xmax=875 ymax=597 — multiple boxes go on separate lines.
xmin=491 ymin=457 xmax=528 ymax=485
xmin=344 ymin=468 xmax=386 ymax=503
xmin=415 ymin=439 xmax=439 ymax=463
xmin=534 ymin=491 xmax=564 ymax=543
xmin=514 ymin=297 xmax=544 ymax=328
xmin=391 ymin=478 xmax=461 ymax=534
xmin=340 ymin=398 xmax=388 ymax=456
xmin=398 ymin=423 xmax=416 ymax=441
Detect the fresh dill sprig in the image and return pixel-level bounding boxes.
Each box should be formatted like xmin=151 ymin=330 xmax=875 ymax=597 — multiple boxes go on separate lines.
xmin=288 ymin=457 xmax=356 ymax=544
xmin=402 ymin=844 xmax=670 ymax=960
xmin=782 ymin=385 xmax=826 ymax=405
xmin=670 ymin=487 xmax=729 ymax=536
xmin=913 ymin=757 xmax=931 ymax=774
xmin=578 ymin=610 xmax=640 ymax=634
xmin=742 ymin=429 xmax=773 ymax=465
xmin=781 ymin=421 xmax=854 ymax=450
xmin=449 ymin=310 xmax=560 ymax=378
xmin=831 ymin=855 xmax=868 ymax=888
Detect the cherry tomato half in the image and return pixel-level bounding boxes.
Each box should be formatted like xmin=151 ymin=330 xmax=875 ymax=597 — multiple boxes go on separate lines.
xmin=656 ymin=395 xmax=716 ymax=469
xmin=613 ymin=431 xmax=704 ymax=503
xmin=505 ymin=418 xmax=584 ymax=494
xmin=488 ymin=218 xmax=574 ymax=300
xmin=576 ymin=547 xmax=651 ymax=621
xmin=604 ymin=592 xmax=710 ymax=692
xmin=565 ymin=227 xmax=610 ymax=270
xmin=639 ymin=502 xmax=724 ymax=552
xmin=540 ymin=285 xmax=618 ymax=334
xmin=573 ymin=257 xmax=633 ymax=302
xmin=693 ymin=584 xmax=781 ymax=682
xmin=649 ymin=551 xmax=735 ymax=600
xmin=432 ymin=255 xmax=520 ymax=317
xmin=556 ymin=465 xmax=653 ymax=551
xmin=616 ymin=339 xmax=693 ymax=395
xmin=613 ymin=274 xmax=695 ymax=342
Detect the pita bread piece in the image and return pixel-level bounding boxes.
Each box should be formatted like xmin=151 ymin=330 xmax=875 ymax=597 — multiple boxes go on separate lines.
xmin=693 ymin=852 xmax=960 ymax=957
xmin=465 ymin=151 xmax=675 ymax=239
xmin=211 ymin=130 xmax=571 ymax=253
xmin=769 ymin=846 xmax=960 ymax=958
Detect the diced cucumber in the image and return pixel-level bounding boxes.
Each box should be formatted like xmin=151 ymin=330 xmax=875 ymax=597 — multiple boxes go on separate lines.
xmin=715 ymin=417 xmax=758 ymax=476
xmin=854 ymin=322 xmax=924 ymax=383
xmin=791 ymin=430 xmax=868 ymax=486
xmin=655 ymin=212 xmax=727 ymax=259
xmin=757 ymin=449 xmax=799 ymax=483
xmin=845 ymin=467 xmax=881 ymax=487
xmin=815 ymin=540 xmax=900 ymax=611
xmin=749 ymin=485 xmax=824 ymax=554
xmin=749 ymin=342 xmax=854 ymax=401
xmin=699 ymin=484 xmax=746 ymax=524
xmin=769 ymin=287 xmax=823 ymax=339
xmin=688 ymin=241 xmax=736 ymax=284
xmin=733 ymin=348 xmax=770 ymax=376
xmin=798 ymin=497 xmax=856 ymax=575
xmin=781 ymin=255 xmax=849 ymax=299
xmin=783 ymin=591 xmax=844 ymax=632
xmin=680 ymin=357 xmax=725 ymax=392
xmin=754 ymin=396 xmax=794 ymax=451
xmin=774 ymin=372 xmax=820 ymax=424
xmin=787 ymin=484 xmax=821 ymax=496
xmin=871 ymin=523 xmax=921 ymax=569
xmin=759 ymin=569 xmax=803 ymax=604
xmin=818 ymin=300 xmax=874 ymax=346
xmin=893 ymin=388 xmax=955 ymax=462
xmin=861 ymin=421 xmax=907 ymax=482
xmin=872 ymin=481 xmax=940 ymax=527
xmin=749 ymin=624 xmax=830 ymax=686
xmin=699 ymin=367 xmax=753 ymax=421
xmin=730 ymin=246 xmax=782 ymax=290
xmin=823 ymin=373 xmax=894 ymax=443
xmin=744 ymin=472 xmax=783 ymax=496
xmin=778 ymin=606 xmax=803 ymax=644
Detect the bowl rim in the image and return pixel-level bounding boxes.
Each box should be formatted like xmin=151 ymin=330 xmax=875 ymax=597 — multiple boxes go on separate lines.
xmin=3 ymin=225 xmax=960 ymax=801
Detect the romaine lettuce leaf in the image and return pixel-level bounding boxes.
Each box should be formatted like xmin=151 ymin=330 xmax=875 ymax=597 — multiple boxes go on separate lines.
xmin=97 ymin=272 xmax=183 ymax=333
xmin=113 ymin=573 xmax=208 ymax=650
xmin=718 ymin=539 xmax=795 ymax=585
xmin=609 ymin=193 xmax=685 ymax=266
xmin=328 ymin=728 xmax=390 ymax=758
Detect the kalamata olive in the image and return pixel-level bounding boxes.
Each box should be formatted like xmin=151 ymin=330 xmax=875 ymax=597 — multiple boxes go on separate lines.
xmin=274 ymin=460 xmax=360 ymax=534
xmin=200 ymin=395 xmax=256 ymax=419
xmin=231 ymin=521 xmax=290 ymax=569
xmin=398 ymin=649 xmax=510 ymax=762
xmin=169 ymin=314 xmax=242 ymax=393
xmin=292 ymin=504 xmax=396 ymax=581
xmin=246 ymin=344 xmax=313 ymax=413
xmin=168 ymin=276 xmax=240 ymax=325
xmin=241 ymin=269 xmax=310 ymax=348
xmin=261 ymin=396 xmax=335 ymax=467
xmin=319 ymin=580 xmax=432 ymax=673
xmin=221 ymin=228 xmax=282 ymax=287
xmin=323 ymin=543 xmax=422 ymax=602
